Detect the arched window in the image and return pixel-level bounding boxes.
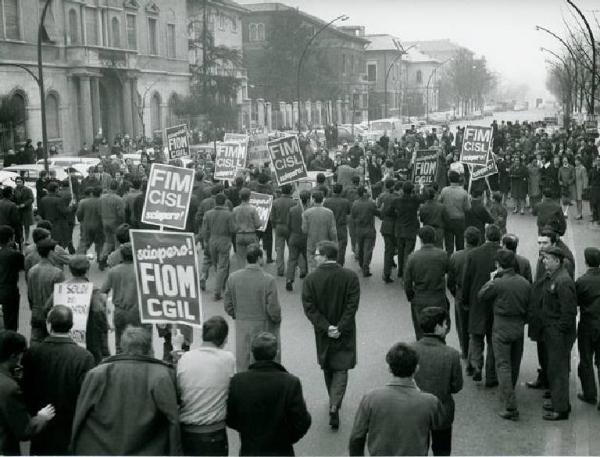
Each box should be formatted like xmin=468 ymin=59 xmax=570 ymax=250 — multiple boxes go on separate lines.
xmin=68 ymin=9 xmax=79 ymax=44
xmin=249 ymin=23 xmax=257 ymax=42
xmin=46 ymin=93 xmax=60 ymax=139
xmin=111 ymin=17 xmax=121 ymax=48
xmin=257 ymin=23 xmax=265 ymax=41
xmin=416 ymin=70 xmax=422 ymax=84
xmin=167 ymin=94 xmax=179 ymax=127
xmin=150 ymin=92 xmax=162 ymax=134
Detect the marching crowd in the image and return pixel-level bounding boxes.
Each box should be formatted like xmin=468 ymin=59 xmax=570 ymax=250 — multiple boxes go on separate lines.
xmin=0 ymin=118 xmax=599 ymax=456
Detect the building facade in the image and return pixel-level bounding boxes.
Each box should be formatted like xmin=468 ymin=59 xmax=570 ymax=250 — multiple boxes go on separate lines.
xmin=187 ymin=0 xmax=249 ymax=128
xmin=242 ymin=3 xmax=370 ymax=129
xmin=0 ymin=0 xmax=190 ymax=155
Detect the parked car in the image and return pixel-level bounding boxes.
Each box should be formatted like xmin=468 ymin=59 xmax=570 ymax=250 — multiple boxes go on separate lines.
xmin=36 ymin=156 xmax=100 ymax=169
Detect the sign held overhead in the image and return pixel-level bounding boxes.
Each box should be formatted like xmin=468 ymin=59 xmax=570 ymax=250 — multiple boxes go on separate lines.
xmin=460 ymin=125 xmax=493 ymax=166
xmin=166 ymin=124 xmax=190 ymax=160
xmin=267 ymin=136 xmax=307 ymax=186
xmin=249 ymin=192 xmax=273 ymax=232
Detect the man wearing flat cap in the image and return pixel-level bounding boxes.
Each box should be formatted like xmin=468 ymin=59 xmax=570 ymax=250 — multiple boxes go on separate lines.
xmin=537 ymin=246 xmax=577 ymax=420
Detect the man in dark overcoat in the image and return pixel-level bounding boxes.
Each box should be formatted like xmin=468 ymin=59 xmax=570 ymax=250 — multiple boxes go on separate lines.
xmin=376 ymin=179 xmax=397 ymax=282
xmin=302 ymin=240 xmax=360 ymax=430
xmin=37 ymin=182 xmax=72 ymax=249
xmin=462 ymin=224 xmax=502 ymax=386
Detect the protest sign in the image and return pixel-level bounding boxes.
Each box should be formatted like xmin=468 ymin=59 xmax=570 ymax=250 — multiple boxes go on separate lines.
xmin=214 ymin=141 xmax=247 ymax=180
xmin=412 ymin=149 xmax=438 ymax=185
xmin=267 ymin=136 xmax=308 ymax=185
xmin=471 ymin=152 xmax=498 ymax=180
xmin=131 ymin=230 xmax=202 ymax=328
xmin=249 ymin=192 xmax=273 ymax=232
xmin=460 ymin=125 xmax=493 ymax=166
xmin=246 ymin=133 xmax=271 ymax=168
xmin=141 ymin=163 xmax=194 ymax=230
xmin=165 ymin=124 xmax=189 ymax=160
xmin=53 ymin=282 xmax=93 ymax=347
xmin=224 ymin=133 xmax=249 ymax=143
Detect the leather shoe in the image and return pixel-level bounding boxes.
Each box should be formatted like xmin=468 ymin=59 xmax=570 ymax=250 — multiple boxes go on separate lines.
xmin=329 ymin=409 xmax=340 ymax=430
xmin=485 ymin=380 xmax=499 ymax=388
xmin=383 ymin=276 xmax=394 ymax=284
xmin=543 ymin=401 xmax=554 ymax=412
xmin=466 ymin=365 xmax=475 ymax=377
xmin=472 ymin=370 xmax=482 ymax=382
xmin=498 ymin=409 xmax=519 ymax=421
xmin=543 ymin=411 xmax=569 ymax=421
xmin=363 ymin=270 xmax=373 ymax=277
xmin=543 ymin=390 xmax=551 ymax=399
xmin=285 ymin=281 xmax=293 ymax=292
xmin=577 ymin=393 xmax=597 ymax=405
xmin=299 ymin=272 xmax=307 ymax=279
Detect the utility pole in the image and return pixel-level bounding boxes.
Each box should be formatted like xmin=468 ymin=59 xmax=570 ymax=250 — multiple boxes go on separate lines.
xmin=202 ymin=0 xmax=208 ymax=106
xmin=39 ymin=0 xmax=52 ymax=170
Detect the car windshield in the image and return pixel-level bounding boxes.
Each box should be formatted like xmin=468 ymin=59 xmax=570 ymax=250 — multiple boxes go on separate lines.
xmin=370 ymin=121 xmax=394 ymax=131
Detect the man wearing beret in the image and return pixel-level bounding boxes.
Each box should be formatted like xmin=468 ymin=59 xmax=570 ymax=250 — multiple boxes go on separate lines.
xmin=538 ymin=246 xmax=577 ymax=420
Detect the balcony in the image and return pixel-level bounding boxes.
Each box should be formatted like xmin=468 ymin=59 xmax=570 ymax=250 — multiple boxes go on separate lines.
xmin=65 ymin=46 xmax=138 ymax=70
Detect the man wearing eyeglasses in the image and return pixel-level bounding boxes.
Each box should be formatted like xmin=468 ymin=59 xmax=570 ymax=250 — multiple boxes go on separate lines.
xmin=302 ymin=240 xmax=360 ymax=430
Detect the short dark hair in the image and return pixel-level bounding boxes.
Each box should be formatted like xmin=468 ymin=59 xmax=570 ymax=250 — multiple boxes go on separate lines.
xmin=418 ymin=225 xmax=436 ymax=244
xmin=32 ymin=228 xmax=50 ymax=244
xmin=448 ymin=170 xmax=460 ymax=183
xmin=47 ymin=182 xmax=59 ymax=193
xmin=419 ymin=307 xmax=449 ymax=334
xmin=492 ymin=191 xmax=503 ymax=203
xmin=464 ymin=226 xmax=481 ymax=247
xmin=37 ymin=242 xmax=55 ymax=258
xmin=0 ymin=330 xmax=27 ymax=363
xmin=109 ymin=180 xmax=118 ymax=191
xmin=215 ymin=193 xmax=226 ymax=205
xmin=0 ymin=226 xmax=14 ymax=244
xmin=385 ymin=179 xmax=396 ymax=190
xmin=299 ymin=190 xmax=311 ymax=204
xmin=316 ymin=240 xmax=338 ymax=261
xmin=485 ymin=224 xmax=501 ymax=242
xmin=540 ymin=228 xmax=558 ymax=244
xmin=120 ymin=326 xmax=152 ymax=356
xmin=584 ymin=247 xmax=600 ymax=268
xmin=37 ymin=220 xmax=53 ymax=231
xmin=116 ymin=224 xmax=131 ymax=244
xmin=332 ymin=183 xmax=343 ymax=194
xmin=316 ymin=173 xmax=326 ymax=184
xmin=246 ymin=243 xmax=263 ymax=264
xmin=357 ymin=186 xmax=367 ymax=197
xmin=502 ymin=234 xmax=519 ymax=252
xmin=386 ymin=342 xmax=419 ymax=377
xmin=240 ymin=188 xmax=251 ymax=201
xmin=69 ymin=262 xmax=89 ymax=277
xmin=2 ymin=187 xmax=13 ymax=199
xmin=202 ymin=316 xmax=228 ymax=347
xmin=471 ymin=187 xmax=483 ymax=198
xmin=351 ymin=175 xmax=360 ymax=185
xmin=402 ymin=181 xmax=414 ymax=195
xmin=312 ymin=190 xmax=324 ymax=203
xmin=280 ymin=184 xmax=292 ymax=195
xmin=495 ymin=248 xmax=516 ymax=269
xmin=251 ymin=332 xmax=278 ymax=361
xmin=47 ymin=305 xmax=73 ymax=333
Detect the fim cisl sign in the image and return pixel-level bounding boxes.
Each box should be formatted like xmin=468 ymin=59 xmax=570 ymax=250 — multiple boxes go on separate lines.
xmin=267 ymin=135 xmax=308 ymax=186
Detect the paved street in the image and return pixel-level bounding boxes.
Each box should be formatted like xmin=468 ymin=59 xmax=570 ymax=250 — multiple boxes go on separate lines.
xmin=15 ymin=205 xmax=600 ymax=456
xmin=14 ymin=110 xmax=600 ymax=455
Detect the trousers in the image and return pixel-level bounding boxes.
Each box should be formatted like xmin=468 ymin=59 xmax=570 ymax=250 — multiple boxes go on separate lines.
xmin=454 ymin=299 xmax=470 ymax=359
xmin=444 ymin=218 xmax=465 ymax=255
xmin=324 ymin=369 xmax=348 ymax=410
xmin=469 ymin=330 xmax=497 ymax=383
xmin=347 ymin=215 xmax=357 ymax=254
xmin=336 ymin=227 xmax=348 ymax=266
xmin=382 ymin=234 xmax=396 ymax=279
xmin=492 ymin=326 xmax=524 ymax=411
xmin=182 ymin=428 xmax=228 ymax=456
xmin=274 ymin=228 xmax=288 ymax=275
xmin=543 ymin=325 xmax=575 ymax=413
xmin=256 ymin=220 xmax=273 ymax=261
xmin=77 ymin=226 xmax=104 ymax=259
xmin=286 ymin=239 xmax=307 ymax=282
xmin=100 ymin=224 xmax=118 ymax=262
xmin=0 ymin=290 xmax=19 ymax=331
xmin=431 ymin=427 xmax=452 ymax=456
xmin=206 ymin=238 xmax=231 ymax=297
xmin=577 ymin=321 xmax=600 ymax=400
xmin=356 ymin=232 xmax=375 ymax=273
xmin=396 ymin=235 xmax=416 ymax=277
xmin=235 ymin=233 xmax=257 ymax=265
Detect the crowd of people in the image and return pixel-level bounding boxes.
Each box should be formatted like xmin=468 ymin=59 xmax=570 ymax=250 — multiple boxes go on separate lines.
xmin=0 ymin=117 xmax=598 ymax=456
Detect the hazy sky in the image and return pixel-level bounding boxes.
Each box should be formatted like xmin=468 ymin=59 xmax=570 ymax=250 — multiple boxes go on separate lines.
xmin=239 ymin=0 xmax=600 ymax=100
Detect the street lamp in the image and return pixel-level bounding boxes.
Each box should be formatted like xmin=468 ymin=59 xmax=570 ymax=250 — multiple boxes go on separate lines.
xmin=383 ymin=42 xmax=416 ymax=119
xmin=296 ymin=14 xmax=349 ymax=134
xmin=425 ymin=57 xmax=452 ymax=122
xmin=541 ymin=47 xmax=574 ymax=121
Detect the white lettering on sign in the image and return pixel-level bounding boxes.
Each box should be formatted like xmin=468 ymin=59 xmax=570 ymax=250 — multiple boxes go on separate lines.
xmin=139 ymin=263 xmax=197 ymax=299
xmin=149 ymin=169 xmax=192 ymax=193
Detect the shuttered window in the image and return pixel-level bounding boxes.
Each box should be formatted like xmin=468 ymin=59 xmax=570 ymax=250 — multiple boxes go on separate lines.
xmin=85 ymin=7 xmax=98 ymax=45
xmin=4 ymin=0 xmax=21 ymax=40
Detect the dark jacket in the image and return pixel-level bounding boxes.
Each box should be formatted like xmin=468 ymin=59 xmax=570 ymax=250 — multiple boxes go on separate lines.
xmin=419 ymin=200 xmax=445 ymax=229
xmin=404 ymin=245 xmax=448 ymax=304
xmin=22 ymin=336 xmax=95 ymax=456
xmin=533 ymin=199 xmax=566 ymax=235
xmin=302 ymin=262 xmax=360 ymax=370
xmin=376 ymin=190 xmax=396 ymax=236
xmin=539 ymin=266 xmax=577 ymax=334
xmin=392 ymin=194 xmax=423 ymax=238
xmin=226 ymin=361 xmax=311 ymax=456
xmin=465 ymin=198 xmax=493 ymax=239
xmin=287 ymin=203 xmax=307 ymax=246
xmin=70 ymin=354 xmax=181 ymax=456
xmin=413 ymin=335 xmax=463 ymax=429
xmin=38 ymin=194 xmax=71 ymax=245
xmin=324 ymin=196 xmax=351 ymax=237
xmin=0 ymin=198 xmax=21 ymax=240
xmin=576 ymin=268 xmax=600 ymax=325
xmin=351 ymin=197 xmax=379 ymax=236
xmin=462 ymin=241 xmax=502 ymax=334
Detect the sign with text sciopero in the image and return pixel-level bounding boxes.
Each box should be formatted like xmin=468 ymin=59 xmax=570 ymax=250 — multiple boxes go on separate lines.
xmin=460 ymin=125 xmax=493 ymax=166
xmin=131 ymin=230 xmax=202 ymax=328
xmin=53 ymin=282 xmax=93 ymax=348
xmin=267 ymin=136 xmax=308 ymax=186
xmin=141 ymin=163 xmax=194 ymax=230
xmin=165 ymin=124 xmax=190 ymax=160
xmin=471 ymin=151 xmax=498 ymax=180
xmin=246 ymin=133 xmax=271 ymax=168
xmin=412 ymin=149 xmax=438 ymax=185
xmin=249 ymin=192 xmax=273 ymax=232
xmin=214 ymin=141 xmax=247 ymax=181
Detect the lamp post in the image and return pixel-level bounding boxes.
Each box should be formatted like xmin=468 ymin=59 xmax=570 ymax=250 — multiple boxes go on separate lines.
xmin=541 ymin=47 xmax=573 ymax=122
xmin=425 ymin=58 xmax=452 ymax=122
xmin=383 ymin=43 xmax=416 ymax=119
xmin=296 ymin=14 xmax=348 ymax=135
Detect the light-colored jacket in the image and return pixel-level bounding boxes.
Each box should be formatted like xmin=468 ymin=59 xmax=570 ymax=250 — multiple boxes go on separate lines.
xmin=575 ymin=164 xmax=589 ymax=200
xmin=301 ymin=205 xmax=337 ymax=246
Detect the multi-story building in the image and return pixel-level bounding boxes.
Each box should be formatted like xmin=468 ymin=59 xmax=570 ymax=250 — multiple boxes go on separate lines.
xmin=186 ymin=0 xmax=249 ymax=128
xmin=242 ymin=3 xmax=370 ymax=128
xmin=364 ymin=33 xmax=441 ymax=119
xmin=0 ymin=0 xmax=190 ymax=154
